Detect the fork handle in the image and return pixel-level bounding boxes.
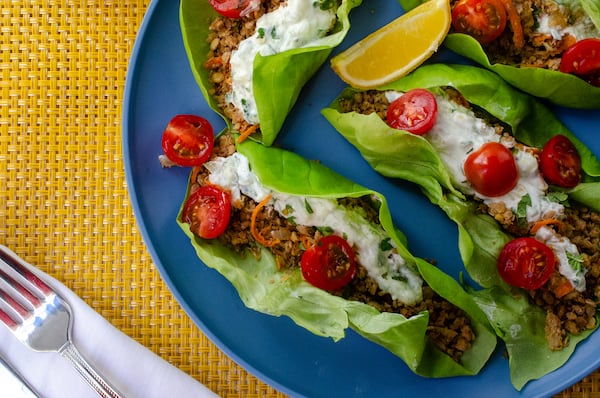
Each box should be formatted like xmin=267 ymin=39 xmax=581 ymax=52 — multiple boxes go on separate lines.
xmin=60 ymin=342 xmax=123 ymax=398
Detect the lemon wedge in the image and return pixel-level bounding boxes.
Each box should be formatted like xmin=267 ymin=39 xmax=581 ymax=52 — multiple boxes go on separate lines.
xmin=331 ymin=0 xmax=451 ymax=89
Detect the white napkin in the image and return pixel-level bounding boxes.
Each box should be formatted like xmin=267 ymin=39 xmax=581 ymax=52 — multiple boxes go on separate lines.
xmin=0 ymin=246 xmax=220 ymax=398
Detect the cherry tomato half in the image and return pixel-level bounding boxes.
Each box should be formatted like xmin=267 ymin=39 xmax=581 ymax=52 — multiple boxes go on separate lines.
xmin=559 ymin=38 xmax=600 ymax=84
xmin=464 ymin=142 xmax=519 ymax=197
xmin=451 ymin=0 xmax=507 ymax=44
xmin=386 ymin=89 xmax=438 ymax=135
xmin=498 ymin=237 xmax=556 ymax=290
xmin=161 ymin=114 xmax=214 ymax=167
xmin=182 ymin=185 xmax=231 ymax=239
xmin=301 ymin=235 xmax=357 ymax=291
xmin=540 ymin=134 xmax=582 ymax=188
xmin=208 ymin=0 xmax=258 ymax=18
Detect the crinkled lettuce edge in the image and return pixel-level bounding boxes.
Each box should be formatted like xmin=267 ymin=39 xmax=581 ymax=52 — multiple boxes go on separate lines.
xmin=175 ymin=135 xmax=496 ymax=378
xmin=179 ymin=0 xmax=363 ymax=146
xmin=397 ymin=0 xmax=600 ymax=109
xmin=321 ymin=62 xmax=600 ymax=389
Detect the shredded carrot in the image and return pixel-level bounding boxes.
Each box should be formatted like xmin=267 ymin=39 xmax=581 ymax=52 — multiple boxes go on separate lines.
xmin=202 ymin=56 xmax=223 ymax=69
xmin=275 ymin=255 xmax=284 ymax=270
xmin=530 ymin=218 xmax=564 ymax=235
xmin=553 ymin=280 xmax=574 ymax=298
xmin=189 ymin=166 xmax=203 ymax=186
xmin=501 ymin=0 xmax=525 ymax=50
xmin=251 ymin=194 xmax=280 ymax=247
xmin=237 ymin=124 xmax=260 ymax=143
xmin=299 ymin=234 xmax=313 ymax=251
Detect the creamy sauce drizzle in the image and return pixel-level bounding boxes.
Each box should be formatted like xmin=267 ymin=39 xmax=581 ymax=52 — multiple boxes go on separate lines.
xmin=228 ymin=0 xmax=336 ymax=124
xmin=204 ymin=153 xmax=424 ymax=304
xmin=385 ymin=91 xmax=585 ymax=290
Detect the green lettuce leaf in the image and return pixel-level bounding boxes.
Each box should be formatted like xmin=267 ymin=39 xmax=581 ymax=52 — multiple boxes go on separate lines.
xmin=580 ymin=0 xmax=600 ymax=31
xmin=322 ymin=63 xmax=600 ymax=389
xmin=471 ymin=286 xmax=595 ymax=390
xmin=397 ymin=0 xmax=600 ymax=109
xmin=177 ymin=136 xmax=496 ymax=377
xmin=180 ymin=0 xmax=362 ymax=146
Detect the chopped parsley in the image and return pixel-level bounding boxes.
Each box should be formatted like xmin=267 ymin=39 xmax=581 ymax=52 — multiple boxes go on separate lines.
xmin=304 ymin=198 xmax=314 ymax=214
xmin=567 ymin=252 xmax=585 ymax=273
xmin=392 ymin=274 xmax=408 ymax=282
xmin=282 ymin=204 xmax=296 ymax=224
xmin=546 ymin=190 xmax=570 ymax=206
xmin=516 ymin=194 xmax=531 ymax=218
xmin=317 ymin=226 xmax=334 ymax=236
xmin=315 ymin=0 xmax=337 ymax=10
xmin=282 ymin=204 xmax=294 ymax=216
xmin=379 ymin=237 xmax=393 ymax=251
xmin=515 ymin=194 xmax=532 ymax=229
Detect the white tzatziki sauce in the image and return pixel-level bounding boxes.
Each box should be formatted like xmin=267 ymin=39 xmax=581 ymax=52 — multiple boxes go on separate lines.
xmin=227 ymin=0 xmax=337 ymax=124
xmin=385 ymin=90 xmax=585 ymax=291
xmin=535 ymin=226 xmax=586 ymax=291
xmin=385 ymin=91 xmax=563 ymax=224
xmin=535 ymin=0 xmax=600 ymax=41
xmin=204 ymin=153 xmax=424 ymax=304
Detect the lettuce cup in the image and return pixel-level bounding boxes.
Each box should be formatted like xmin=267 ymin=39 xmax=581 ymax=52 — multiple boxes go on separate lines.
xmin=180 ymin=0 xmax=362 ymax=146
xmin=399 ymin=0 xmax=600 ymax=108
xmin=322 ymin=63 xmax=600 ymax=389
xmin=176 ymin=132 xmax=496 ymax=378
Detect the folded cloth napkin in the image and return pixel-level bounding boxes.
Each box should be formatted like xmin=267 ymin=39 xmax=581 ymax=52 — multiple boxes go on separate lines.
xmin=0 ymin=245 xmax=220 ymax=398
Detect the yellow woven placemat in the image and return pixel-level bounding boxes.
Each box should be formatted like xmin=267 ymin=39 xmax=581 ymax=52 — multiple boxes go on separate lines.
xmin=0 ymin=1 xmax=282 ymax=396
xmin=0 ymin=1 xmax=597 ymax=397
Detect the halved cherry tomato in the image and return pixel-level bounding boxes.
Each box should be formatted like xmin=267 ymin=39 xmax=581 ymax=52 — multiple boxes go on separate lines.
xmin=539 ymin=134 xmax=582 ymax=188
xmin=559 ymin=38 xmax=600 ymax=85
xmin=386 ymin=89 xmax=438 ymax=135
xmin=161 ymin=114 xmax=214 ymax=167
xmin=208 ymin=0 xmax=258 ymax=18
xmin=182 ymin=185 xmax=231 ymax=239
xmin=464 ymin=142 xmax=519 ymax=197
xmin=498 ymin=237 xmax=556 ymax=290
xmin=300 ymin=235 xmax=356 ymax=291
xmin=451 ymin=0 xmax=507 ymax=44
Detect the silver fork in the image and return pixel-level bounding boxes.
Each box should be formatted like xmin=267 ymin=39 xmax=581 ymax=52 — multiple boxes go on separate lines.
xmin=0 ymin=245 xmax=124 ymax=398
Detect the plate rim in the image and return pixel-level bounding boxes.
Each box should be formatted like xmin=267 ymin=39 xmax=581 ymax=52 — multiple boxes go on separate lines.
xmin=120 ymin=1 xmax=600 ymax=397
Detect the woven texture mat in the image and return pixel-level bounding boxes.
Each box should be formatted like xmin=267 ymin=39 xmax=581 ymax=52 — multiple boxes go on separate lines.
xmin=0 ymin=1 xmax=597 ymax=397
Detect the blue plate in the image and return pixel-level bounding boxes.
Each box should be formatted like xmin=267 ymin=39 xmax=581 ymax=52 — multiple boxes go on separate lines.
xmin=122 ymin=1 xmax=600 ymax=397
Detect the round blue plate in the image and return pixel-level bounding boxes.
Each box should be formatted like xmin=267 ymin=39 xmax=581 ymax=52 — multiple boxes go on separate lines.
xmin=122 ymin=1 xmax=600 ymax=397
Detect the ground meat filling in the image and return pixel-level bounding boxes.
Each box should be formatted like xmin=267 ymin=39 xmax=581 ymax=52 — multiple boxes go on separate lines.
xmin=190 ymin=134 xmax=476 ymax=362
xmin=337 ymin=89 xmax=600 ymax=350
xmin=449 ymin=0 xmax=582 ymax=70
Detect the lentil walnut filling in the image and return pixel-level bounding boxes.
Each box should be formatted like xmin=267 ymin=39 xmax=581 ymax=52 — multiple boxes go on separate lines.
xmin=189 ymin=133 xmax=476 ymax=363
xmin=336 ymin=88 xmax=600 ymax=350
xmin=449 ymin=0 xmax=597 ymax=70
xmin=203 ymin=0 xmax=283 ymax=134
xmin=203 ymin=0 xmax=341 ymax=135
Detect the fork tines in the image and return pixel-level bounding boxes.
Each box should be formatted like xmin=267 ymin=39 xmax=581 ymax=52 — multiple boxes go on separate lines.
xmin=0 ymin=248 xmax=53 ymax=331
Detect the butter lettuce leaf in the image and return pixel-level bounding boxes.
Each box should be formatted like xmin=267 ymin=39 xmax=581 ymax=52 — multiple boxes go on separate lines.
xmin=443 ymin=34 xmax=600 ymax=109
xmin=180 ymin=0 xmax=362 ymax=146
xmin=322 ymin=63 xmax=600 ymax=388
xmin=581 ymin=0 xmax=600 ymax=30
xmin=397 ymin=0 xmax=600 ymax=109
xmin=177 ymin=136 xmax=496 ymax=377
xmin=471 ymin=286 xmax=595 ymax=390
